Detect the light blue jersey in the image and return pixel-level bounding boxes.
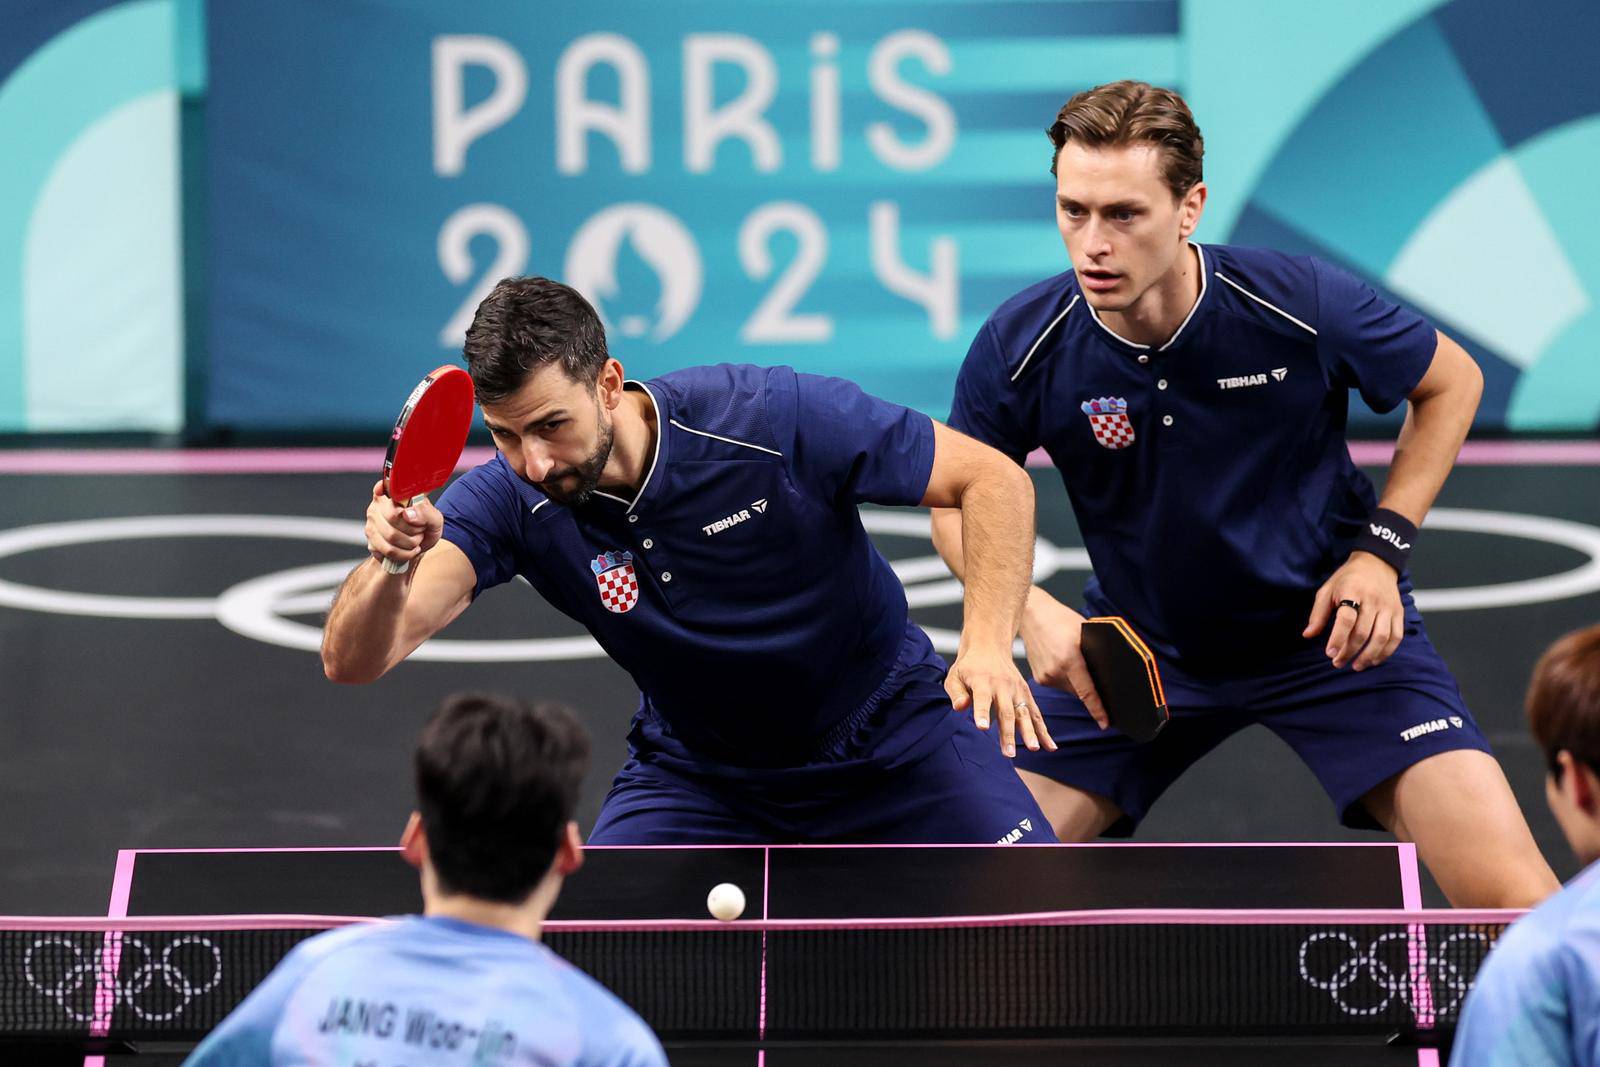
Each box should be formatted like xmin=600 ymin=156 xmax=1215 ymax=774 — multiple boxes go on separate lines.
xmin=184 ymin=916 xmax=666 ymax=1067
xmin=1452 ymin=860 xmax=1600 ymax=1067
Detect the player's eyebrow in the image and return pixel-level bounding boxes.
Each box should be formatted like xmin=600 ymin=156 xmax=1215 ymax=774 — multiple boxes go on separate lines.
xmin=484 ymin=409 xmax=568 ymax=434
xmin=1057 ymin=195 xmax=1146 ymax=212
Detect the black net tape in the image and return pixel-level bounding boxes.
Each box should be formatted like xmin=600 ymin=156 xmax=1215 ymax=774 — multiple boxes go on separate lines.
xmin=0 ymin=920 xmax=1506 ymax=1044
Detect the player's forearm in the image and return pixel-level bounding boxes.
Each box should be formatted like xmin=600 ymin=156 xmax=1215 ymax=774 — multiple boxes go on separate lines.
xmin=929 ymin=507 xmax=967 ymax=582
xmin=1379 ymin=358 xmax=1482 ymax=527
xmin=321 ymin=559 xmax=412 ymax=683
xmin=953 ymin=463 xmax=1036 ymax=651
xmin=935 ymin=503 xmax=1068 ymax=629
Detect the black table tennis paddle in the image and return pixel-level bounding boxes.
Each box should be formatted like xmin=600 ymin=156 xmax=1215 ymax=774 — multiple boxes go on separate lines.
xmin=1080 ymin=616 xmax=1170 ymax=743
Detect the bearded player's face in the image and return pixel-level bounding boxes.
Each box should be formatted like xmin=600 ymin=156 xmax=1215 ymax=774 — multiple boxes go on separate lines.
xmin=481 ymin=362 xmax=616 ymax=507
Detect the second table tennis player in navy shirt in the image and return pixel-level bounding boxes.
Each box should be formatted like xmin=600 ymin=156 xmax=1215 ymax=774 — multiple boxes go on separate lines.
xmin=323 ymin=276 xmax=1055 ymax=846
xmin=933 ymin=81 xmax=1557 ymax=907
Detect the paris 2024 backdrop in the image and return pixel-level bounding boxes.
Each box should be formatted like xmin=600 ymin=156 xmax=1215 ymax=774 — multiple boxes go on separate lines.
xmin=1 ymin=0 xmax=1596 ymax=434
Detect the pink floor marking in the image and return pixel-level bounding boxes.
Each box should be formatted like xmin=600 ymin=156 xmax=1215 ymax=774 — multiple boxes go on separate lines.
xmin=1024 ymin=440 xmax=1600 ymax=468
xmin=2 ymin=440 xmax=1598 ymax=475
xmin=0 ymin=447 xmax=496 ymax=475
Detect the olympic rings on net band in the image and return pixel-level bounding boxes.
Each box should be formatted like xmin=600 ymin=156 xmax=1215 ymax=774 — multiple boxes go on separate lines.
xmin=1297 ymin=928 xmax=1490 ymax=1018
xmin=23 ymin=935 xmax=223 ymax=1023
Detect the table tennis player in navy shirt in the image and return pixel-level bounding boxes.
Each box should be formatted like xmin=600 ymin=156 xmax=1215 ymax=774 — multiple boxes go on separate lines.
xmin=323 ymin=276 xmax=1055 ymax=846
xmin=934 ymin=80 xmax=1557 ymax=906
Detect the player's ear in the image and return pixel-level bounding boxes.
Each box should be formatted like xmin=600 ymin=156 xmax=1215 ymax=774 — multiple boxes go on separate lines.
xmin=1179 ymin=181 xmax=1206 ymax=238
xmin=554 ymin=821 xmax=584 ymax=876
xmin=1568 ymin=753 xmax=1600 ymax=815
xmin=399 ymin=811 xmax=427 ymax=870
xmin=596 ymin=358 xmax=625 ymax=409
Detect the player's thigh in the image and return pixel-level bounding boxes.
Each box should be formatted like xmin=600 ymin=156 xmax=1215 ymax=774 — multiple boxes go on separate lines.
xmin=1014 ymin=679 xmax=1245 ymax=838
xmin=1363 ymin=750 xmax=1557 ymax=908
xmin=1258 ymin=632 xmax=1497 ymax=832
xmin=587 ymin=761 xmax=769 ymax=845
xmin=1014 ymin=769 xmax=1125 ymax=842
xmin=831 ymin=721 xmax=1057 ymax=844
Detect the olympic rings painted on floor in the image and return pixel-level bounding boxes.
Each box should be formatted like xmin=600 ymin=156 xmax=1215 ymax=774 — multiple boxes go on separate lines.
xmin=0 ymin=508 xmax=1597 ymax=661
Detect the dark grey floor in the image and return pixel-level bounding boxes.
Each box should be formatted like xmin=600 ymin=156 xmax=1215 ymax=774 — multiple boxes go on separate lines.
xmin=1 ymin=463 xmax=1596 ymax=913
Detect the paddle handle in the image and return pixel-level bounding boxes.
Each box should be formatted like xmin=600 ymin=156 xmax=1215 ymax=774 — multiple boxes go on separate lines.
xmin=380 ymin=494 xmax=425 ymax=574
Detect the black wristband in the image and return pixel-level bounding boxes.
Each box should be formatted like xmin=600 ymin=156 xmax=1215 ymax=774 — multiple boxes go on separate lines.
xmin=1354 ymin=507 xmax=1417 ymax=574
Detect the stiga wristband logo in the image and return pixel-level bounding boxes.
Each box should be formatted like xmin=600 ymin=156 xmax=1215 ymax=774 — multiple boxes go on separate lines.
xmin=1369 ymin=523 xmax=1412 ymax=551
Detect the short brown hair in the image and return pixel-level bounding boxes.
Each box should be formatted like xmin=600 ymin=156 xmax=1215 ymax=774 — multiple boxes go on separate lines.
xmin=1526 ymin=624 xmax=1600 ymax=778
xmin=1047 ymin=80 xmax=1204 ymax=200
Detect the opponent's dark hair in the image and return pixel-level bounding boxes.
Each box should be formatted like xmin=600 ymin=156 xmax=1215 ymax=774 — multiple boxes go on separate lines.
xmin=462 ymin=276 xmax=610 ymax=403
xmin=414 ymin=693 xmax=590 ymax=903
xmin=1526 ymin=623 xmax=1600 ymax=782
xmin=1047 ymin=80 xmax=1204 ymax=200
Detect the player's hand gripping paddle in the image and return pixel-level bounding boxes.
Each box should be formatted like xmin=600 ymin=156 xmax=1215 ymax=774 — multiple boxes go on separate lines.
xmin=380 ymin=365 xmax=475 ymax=574
xmin=1079 ymin=617 xmax=1170 ymax=743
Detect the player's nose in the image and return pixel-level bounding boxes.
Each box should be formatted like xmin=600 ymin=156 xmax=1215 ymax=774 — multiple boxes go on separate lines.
xmin=521 ymin=440 xmax=555 ymax=481
xmin=1083 ymin=221 xmax=1113 ymax=256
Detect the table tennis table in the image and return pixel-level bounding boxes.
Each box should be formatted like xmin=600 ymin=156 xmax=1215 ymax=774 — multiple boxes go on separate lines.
xmin=0 ymin=842 xmax=1510 ymax=1064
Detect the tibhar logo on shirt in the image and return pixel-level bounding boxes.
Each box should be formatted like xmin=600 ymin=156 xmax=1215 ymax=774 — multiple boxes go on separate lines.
xmin=1400 ymin=716 xmax=1464 ymax=742
xmin=1217 ymin=368 xmax=1288 ymax=389
xmin=996 ymin=817 xmax=1035 ymax=845
xmin=703 ymin=499 xmax=769 ymax=535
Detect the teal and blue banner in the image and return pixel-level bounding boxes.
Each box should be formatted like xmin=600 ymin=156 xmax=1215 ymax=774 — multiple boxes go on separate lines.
xmin=0 ymin=0 xmax=192 ymax=432
xmin=3 ymin=0 xmax=1598 ymax=433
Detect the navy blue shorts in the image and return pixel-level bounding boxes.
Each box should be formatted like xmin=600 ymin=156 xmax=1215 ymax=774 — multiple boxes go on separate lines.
xmin=588 ymin=717 xmax=1056 ymax=845
xmin=1012 ymin=623 xmax=1492 ymax=835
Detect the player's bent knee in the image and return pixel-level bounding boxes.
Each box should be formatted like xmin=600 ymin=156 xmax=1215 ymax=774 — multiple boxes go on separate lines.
xmin=1017 ymin=769 xmax=1122 ymax=841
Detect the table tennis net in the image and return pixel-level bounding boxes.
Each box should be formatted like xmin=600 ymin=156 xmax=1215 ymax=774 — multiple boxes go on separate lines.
xmin=0 ymin=911 xmax=1515 ymax=1046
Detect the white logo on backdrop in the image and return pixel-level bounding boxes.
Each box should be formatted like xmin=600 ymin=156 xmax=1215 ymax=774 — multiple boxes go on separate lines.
xmin=0 ymin=509 xmax=1596 ymax=661
xmin=564 ymin=203 xmax=703 ymax=341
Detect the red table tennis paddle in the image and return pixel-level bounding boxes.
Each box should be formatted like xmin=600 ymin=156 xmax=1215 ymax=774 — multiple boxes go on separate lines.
xmin=1080 ymin=616 xmax=1170 ymax=743
xmin=380 ymin=364 xmax=475 ymax=574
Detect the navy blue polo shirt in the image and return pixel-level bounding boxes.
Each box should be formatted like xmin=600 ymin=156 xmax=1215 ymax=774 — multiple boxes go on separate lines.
xmin=438 ymin=364 xmax=938 ymax=768
xmin=949 ymin=243 xmax=1438 ymax=670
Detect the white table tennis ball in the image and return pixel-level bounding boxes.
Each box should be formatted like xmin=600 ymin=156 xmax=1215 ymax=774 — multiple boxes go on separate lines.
xmin=707 ymin=882 xmax=746 ymax=921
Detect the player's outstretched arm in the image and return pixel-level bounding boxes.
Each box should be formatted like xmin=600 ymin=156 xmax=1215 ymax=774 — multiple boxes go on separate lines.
xmin=922 ymin=422 xmax=1055 ymax=756
xmin=931 ymin=510 xmax=1108 ymax=730
xmin=321 ymin=481 xmax=476 ymax=684
xmin=1305 ymin=330 xmax=1483 ymax=670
